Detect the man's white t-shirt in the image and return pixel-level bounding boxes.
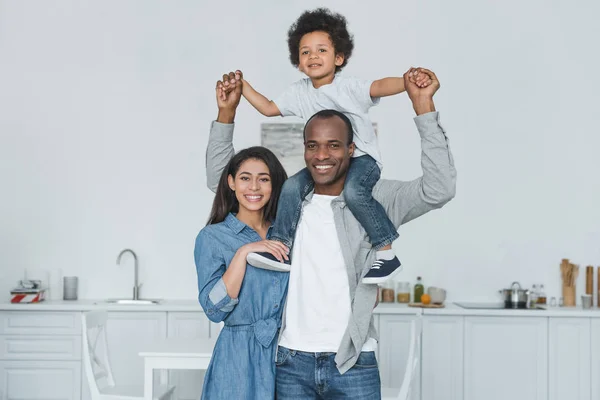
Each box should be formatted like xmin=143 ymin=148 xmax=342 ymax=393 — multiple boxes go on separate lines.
xmin=273 ymin=75 xmax=383 ymax=169
xmin=279 ymin=194 xmax=377 ymax=352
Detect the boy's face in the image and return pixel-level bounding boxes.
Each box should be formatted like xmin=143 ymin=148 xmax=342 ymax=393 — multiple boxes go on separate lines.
xmin=298 ymin=31 xmax=344 ymax=81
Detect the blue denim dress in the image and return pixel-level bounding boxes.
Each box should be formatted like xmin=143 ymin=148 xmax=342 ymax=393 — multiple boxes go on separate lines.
xmin=194 ymin=213 xmax=289 ymax=400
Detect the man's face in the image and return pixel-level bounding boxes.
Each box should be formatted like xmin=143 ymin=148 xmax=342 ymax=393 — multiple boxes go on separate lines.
xmin=303 ymin=116 xmax=354 ymax=194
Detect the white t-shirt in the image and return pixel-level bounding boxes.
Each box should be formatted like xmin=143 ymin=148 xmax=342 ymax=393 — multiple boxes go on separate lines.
xmin=273 ymin=75 xmax=383 ymax=169
xmin=279 ymin=194 xmax=377 ymax=352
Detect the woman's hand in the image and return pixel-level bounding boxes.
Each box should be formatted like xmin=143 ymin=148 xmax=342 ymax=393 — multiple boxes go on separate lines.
xmin=239 ymin=240 xmax=289 ymax=263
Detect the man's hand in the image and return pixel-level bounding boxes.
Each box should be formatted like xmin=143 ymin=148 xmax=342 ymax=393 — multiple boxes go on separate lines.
xmin=404 ymin=67 xmax=440 ymax=115
xmin=216 ymin=70 xmax=243 ymax=124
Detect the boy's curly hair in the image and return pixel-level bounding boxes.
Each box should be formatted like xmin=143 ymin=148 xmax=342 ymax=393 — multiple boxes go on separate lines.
xmin=287 ymin=8 xmax=354 ymax=73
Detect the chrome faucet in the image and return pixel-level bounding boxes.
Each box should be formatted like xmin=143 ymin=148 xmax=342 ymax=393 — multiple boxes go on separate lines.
xmin=116 ymin=249 xmax=141 ymax=300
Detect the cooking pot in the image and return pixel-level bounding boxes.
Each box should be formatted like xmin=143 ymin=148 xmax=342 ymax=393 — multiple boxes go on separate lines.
xmin=499 ymin=281 xmax=529 ymax=309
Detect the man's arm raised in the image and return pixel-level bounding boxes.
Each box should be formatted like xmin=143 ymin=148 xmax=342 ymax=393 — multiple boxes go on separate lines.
xmin=374 ymin=67 xmax=456 ymax=228
xmin=206 ymin=71 xmax=243 ymax=192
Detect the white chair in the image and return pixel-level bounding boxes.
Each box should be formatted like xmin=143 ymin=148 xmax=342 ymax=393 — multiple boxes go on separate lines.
xmin=82 ymin=310 xmax=175 ymax=400
xmin=381 ymin=317 xmax=422 ymax=400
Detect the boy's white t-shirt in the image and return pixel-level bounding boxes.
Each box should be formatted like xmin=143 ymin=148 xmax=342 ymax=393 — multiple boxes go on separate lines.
xmin=273 ymin=75 xmax=383 ymax=169
xmin=278 ymin=194 xmax=377 ymax=353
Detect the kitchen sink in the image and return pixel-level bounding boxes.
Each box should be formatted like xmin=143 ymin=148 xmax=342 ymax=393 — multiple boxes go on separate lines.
xmin=105 ymin=299 xmax=162 ymax=305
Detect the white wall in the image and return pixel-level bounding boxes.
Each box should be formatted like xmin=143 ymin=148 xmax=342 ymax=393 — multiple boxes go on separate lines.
xmin=1 ymin=0 xmax=599 ymax=303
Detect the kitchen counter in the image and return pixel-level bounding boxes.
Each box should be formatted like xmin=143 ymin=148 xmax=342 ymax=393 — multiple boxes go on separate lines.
xmin=2 ymin=300 xmax=600 ymax=317
xmin=419 ymin=302 xmax=600 ymax=317
xmin=0 ymin=300 xmax=419 ymax=314
xmin=0 ymin=299 xmax=203 ymax=312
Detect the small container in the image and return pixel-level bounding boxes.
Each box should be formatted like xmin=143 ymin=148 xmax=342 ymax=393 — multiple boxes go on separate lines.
xmin=537 ymin=284 xmax=547 ymax=305
xmin=381 ymin=281 xmax=395 ymax=303
xmin=396 ymin=282 xmax=410 ymax=303
xmin=562 ymin=286 xmax=576 ymax=307
xmin=529 ymin=285 xmax=538 ymax=308
xmin=63 ymin=277 xmax=78 ymax=301
xmin=582 ymin=294 xmax=592 ymax=309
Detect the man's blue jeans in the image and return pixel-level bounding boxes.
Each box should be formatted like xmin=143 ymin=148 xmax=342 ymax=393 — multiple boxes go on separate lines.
xmin=275 ymin=346 xmax=381 ymax=399
xmin=270 ymin=155 xmax=399 ymax=251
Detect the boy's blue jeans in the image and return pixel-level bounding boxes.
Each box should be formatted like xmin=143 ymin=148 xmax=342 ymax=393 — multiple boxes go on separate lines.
xmin=275 ymin=346 xmax=381 ymax=399
xmin=270 ymin=155 xmax=399 ymax=251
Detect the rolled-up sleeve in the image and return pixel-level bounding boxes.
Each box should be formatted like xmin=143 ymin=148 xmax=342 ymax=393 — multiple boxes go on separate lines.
xmin=194 ymin=230 xmax=238 ymax=322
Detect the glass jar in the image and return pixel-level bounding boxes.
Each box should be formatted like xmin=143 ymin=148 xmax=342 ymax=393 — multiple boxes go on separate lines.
xmin=396 ymin=281 xmax=410 ymax=303
xmin=381 ymin=281 xmax=395 ymax=303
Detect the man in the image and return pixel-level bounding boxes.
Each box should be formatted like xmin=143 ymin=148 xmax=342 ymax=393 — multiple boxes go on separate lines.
xmin=206 ymin=67 xmax=456 ymax=399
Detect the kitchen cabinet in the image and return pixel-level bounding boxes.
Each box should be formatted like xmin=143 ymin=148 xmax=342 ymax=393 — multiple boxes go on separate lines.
xmin=549 ymin=317 xmax=591 ymax=400
xmin=167 ymin=312 xmax=210 ymax=400
xmin=0 ymin=360 xmax=81 ymax=399
xmin=0 ymin=311 xmax=82 ymax=400
xmin=377 ymin=314 xmax=420 ymax=400
xmin=421 ymin=316 xmax=463 ymax=400
xmin=106 ymin=312 xmax=167 ymax=387
xmin=591 ymin=319 xmax=600 ymax=400
xmin=5 ymin=303 xmax=600 ymax=400
xmin=464 ymin=316 xmax=548 ymax=400
xmin=83 ymin=312 xmax=169 ymax=400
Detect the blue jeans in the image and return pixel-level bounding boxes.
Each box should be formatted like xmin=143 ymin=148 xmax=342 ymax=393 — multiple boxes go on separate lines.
xmin=271 ymin=155 xmax=399 ymax=250
xmin=275 ymin=346 xmax=381 ymax=399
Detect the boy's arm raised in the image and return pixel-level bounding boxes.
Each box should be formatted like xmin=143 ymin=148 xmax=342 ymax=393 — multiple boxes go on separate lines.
xmin=239 ymin=72 xmax=282 ymax=117
xmin=370 ymin=69 xmax=432 ymax=98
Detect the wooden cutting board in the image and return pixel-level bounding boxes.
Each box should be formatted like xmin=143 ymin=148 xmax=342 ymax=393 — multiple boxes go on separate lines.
xmin=408 ymin=302 xmax=445 ymax=308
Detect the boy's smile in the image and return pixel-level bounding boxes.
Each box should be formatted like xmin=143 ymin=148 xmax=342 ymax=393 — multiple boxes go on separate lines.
xmin=298 ymin=31 xmax=344 ymax=87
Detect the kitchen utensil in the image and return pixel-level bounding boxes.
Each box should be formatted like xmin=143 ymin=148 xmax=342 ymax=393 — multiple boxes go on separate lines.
xmin=562 ymin=285 xmax=576 ymax=307
xmin=586 ymin=266 xmax=593 ymax=298
xmin=427 ymin=287 xmax=446 ymax=304
xmin=499 ymin=281 xmax=528 ymax=308
xmin=582 ymin=294 xmax=592 ymax=309
xmin=63 ymin=276 xmax=78 ymax=300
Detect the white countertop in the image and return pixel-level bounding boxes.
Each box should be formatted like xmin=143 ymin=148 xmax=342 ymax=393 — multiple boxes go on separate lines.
xmin=418 ymin=302 xmax=600 ymax=317
xmin=0 ymin=299 xmax=203 ymax=312
xmin=2 ymin=300 xmax=600 ymax=317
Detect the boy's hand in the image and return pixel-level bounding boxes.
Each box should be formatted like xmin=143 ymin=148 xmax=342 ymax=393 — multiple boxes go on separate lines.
xmin=409 ymin=68 xmax=433 ymax=88
xmin=221 ymin=70 xmax=243 ymax=96
xmin=404 ymin=67 xmax=440 ymax=115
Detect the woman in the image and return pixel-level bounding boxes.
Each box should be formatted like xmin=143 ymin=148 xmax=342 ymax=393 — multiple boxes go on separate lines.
xmin=194 ymin=146 xmax=290 ymax=399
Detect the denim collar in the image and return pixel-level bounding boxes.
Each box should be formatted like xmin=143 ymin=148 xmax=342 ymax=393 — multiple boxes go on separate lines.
xmin=224 ymin=213 xmax=246 ymax=234
xmin=304 ymin=189 xmax=346 ymax=206
xmin=224 ymin=212 xmax=274 ymax=235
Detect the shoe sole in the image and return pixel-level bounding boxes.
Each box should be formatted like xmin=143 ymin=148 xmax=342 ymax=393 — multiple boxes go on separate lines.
xmin=247 ymin=253 xmax=291 ymax=272
xmin=361 ymin=266 xmax=403 ymax=285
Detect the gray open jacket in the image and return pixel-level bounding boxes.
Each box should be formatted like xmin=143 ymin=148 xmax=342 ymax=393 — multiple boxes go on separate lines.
xmin=205 ymin=111 xmax=457 ymax=374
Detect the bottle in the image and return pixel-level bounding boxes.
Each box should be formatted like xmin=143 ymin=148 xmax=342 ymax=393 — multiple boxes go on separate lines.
xmin=537 ymin=284 xmax=547 ymax=305
xmin=529 ymin=285 xmax=538 ymax=308
xmin=414 ymin=277 xmax=424 ymax=303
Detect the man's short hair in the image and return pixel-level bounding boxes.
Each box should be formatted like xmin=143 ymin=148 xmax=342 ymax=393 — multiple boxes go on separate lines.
xmin=303 ymin=109 xmax=354 ymax=145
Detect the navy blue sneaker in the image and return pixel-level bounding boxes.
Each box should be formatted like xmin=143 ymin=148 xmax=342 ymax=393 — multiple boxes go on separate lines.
xmin=361 ymin=257 xmax=402 ymax=284
xmin=247 ymin=252 xmax=291 ymax=272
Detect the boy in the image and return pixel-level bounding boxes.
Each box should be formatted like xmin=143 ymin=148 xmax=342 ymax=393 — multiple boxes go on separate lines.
xmin=226 ymin=8 xmax=431 ymax=284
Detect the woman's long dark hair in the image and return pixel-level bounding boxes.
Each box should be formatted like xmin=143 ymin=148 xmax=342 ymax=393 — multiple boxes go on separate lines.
xmin=207 ymin=146 xmax=288 ymax=225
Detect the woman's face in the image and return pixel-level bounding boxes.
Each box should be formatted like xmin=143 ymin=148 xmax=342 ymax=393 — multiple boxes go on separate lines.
xmin=228 ymin=158 xmax=272 ymax=213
